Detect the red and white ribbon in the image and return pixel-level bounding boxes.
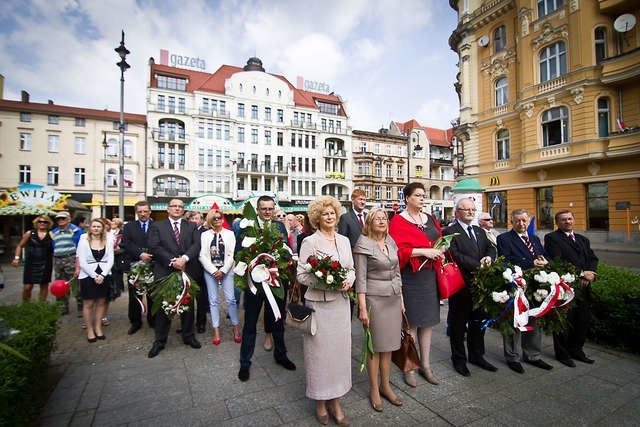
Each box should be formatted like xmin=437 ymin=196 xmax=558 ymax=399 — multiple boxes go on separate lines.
xmin=528 ymin=279 xmax=574 ymax=318
xmin=510 ymin=274 xmax=533 ymax=331
xmin=247 ymin=253 xmax=282 ymax=321
xmin=168 ymin=272 xmax=191 ymax=317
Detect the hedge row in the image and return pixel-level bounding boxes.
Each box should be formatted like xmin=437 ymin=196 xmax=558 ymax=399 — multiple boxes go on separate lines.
xmin=0 ymin=302 xmax=60 ymax=426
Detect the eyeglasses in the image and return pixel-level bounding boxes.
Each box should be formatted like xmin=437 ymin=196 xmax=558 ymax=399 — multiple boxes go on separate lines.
xmin=480 ymin=218 xmax=493 ymax=221
xmin=168 ymin=204 xmax=184 ymax=208
xmin=275 ymin=214 xmax=286 ymax=218
xmin=373 ymin=217 xmax=388 ymax=222
xmin=457 ymin=208 xmax=477 ymax=212
xmin=37 ymin=220 xmax=49 ymax=224
xmin=211 ymin=216 xmax=222 ymax=221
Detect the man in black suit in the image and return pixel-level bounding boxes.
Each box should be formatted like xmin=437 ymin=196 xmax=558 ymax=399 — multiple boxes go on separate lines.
xmin=122 ymin=200 xmax=154 ymax=335
xmin=497 ymin=208 xmax=553 ymax=373
xmin=147 ymin=199 xmax=202 ymax=358
xmin=186 ymin=211 xmax=208 ymax=333
xmin=338 ymin=189 xmax=367 ymax=248
xmin=444 ymin=198 xmax=498 ymax=376
xmin=544 ymin=210 xmax=597 ymax=367
xmin=234 ymin=195 xmax=296 ymax=381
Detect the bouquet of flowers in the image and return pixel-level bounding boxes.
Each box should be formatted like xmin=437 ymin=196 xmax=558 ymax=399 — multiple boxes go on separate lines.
xmin=128 ymin=261 xmax=154 ymax=294
xmin=233 ymin=202 xmax=294 ymax=320
xmin=151 ymin=271 xmax=200 ymax=317
xmin=301 ymin=254 xmax=351 ymax=290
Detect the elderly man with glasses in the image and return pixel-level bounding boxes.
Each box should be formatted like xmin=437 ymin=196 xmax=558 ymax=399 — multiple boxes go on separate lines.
xmin=478 ymin=213 xmax=498 ymax=248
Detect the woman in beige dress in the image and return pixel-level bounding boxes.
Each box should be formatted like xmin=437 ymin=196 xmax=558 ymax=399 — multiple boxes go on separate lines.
xmin=297 ymin=196 xmax=355 ymax=426
xmin=354 ymin=208 xmax=404 ymax=412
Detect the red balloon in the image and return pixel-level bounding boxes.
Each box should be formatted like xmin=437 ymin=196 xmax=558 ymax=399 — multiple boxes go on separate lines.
xmin=50 ymin=279 xmax=70 ymax=297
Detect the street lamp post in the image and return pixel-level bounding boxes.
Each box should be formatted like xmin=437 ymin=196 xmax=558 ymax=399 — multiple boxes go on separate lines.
xmin=102 ymin=132 xmax=108 ymax=218
xmin=115 ymin=30 xmax=130 ymax=220
xmin=407 ymin=130 xmax=423 ymax=185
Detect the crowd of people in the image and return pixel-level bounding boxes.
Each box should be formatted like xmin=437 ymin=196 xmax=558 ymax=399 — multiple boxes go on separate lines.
xmin=9 ymin=185 xmax=599 ymax=425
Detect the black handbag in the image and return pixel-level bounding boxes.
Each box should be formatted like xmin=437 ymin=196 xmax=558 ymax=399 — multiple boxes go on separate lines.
xmin=286 ymin=283 xmax=317 ymax=335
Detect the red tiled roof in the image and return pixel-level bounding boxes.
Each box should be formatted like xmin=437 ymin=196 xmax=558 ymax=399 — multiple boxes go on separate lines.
xmin=0 ymin=99 xmax=146 ymax=123
xmin=392 ymin=119 xmax=453 ymax=147
xmin=150 ymin=62 xmax=346 ymax=116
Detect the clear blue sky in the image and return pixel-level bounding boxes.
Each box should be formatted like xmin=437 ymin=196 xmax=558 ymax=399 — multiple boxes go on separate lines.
xmin=0 ymin=0 xmax=460 ymax=131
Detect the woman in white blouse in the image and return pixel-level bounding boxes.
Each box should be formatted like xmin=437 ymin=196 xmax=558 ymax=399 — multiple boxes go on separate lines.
xmin=199 ymin=209 xmax=240 ymax=345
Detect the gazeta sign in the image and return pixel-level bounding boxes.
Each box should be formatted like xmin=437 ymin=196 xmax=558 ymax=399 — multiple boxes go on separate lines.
xmin=160 ymin=49 xmax=206 ymax=71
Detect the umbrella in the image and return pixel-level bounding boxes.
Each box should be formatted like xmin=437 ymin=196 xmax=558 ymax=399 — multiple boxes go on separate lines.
xmin=62 ymin=198 xmax=90 ymax=212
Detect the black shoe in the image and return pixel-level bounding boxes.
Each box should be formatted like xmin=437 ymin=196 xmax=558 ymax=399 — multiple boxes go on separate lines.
xmin=148 ymin=343 xmax=165 ymax=358
xmin=507 ymin=361 xmax=524 ymax=374
xmin=276 ymin=358 xmax=296 ymax=371
xmin=127 ymin=324 xmax=141 ymax=335
xmin=453 ymin=362 xmax=471 ymax=377
xmin=558 ymin=359 xmax=576 ymax=368
xmin=238 ymin=366 xmax=250 ymax=382
xmin=184 ymin=338 xmax=202 ymax=349
xmin=197 ymin=325 xmax=205 ymax=334
xmin=87 ymin=337 xmax=97 ymax=343
xmin=469 ymin=357 xmax=498 ymax=372
xmin=571 ymin=353 xmax=595 ymax=364
xmin=96 ymin=335 xmax=106 ymax=340
xmin=525 ymin=359 xmax=553 ymax=370
xmin=176 ymin=328 xmax=183 ymax=334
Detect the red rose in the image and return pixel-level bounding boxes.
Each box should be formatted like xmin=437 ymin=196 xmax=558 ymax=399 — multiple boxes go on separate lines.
xmin=321 ymin=269 xmax=327 ymax=275
xmin=250 ymin=246 xmax=257 ymax=252
xmin=271 ymin=244 xmax=278 ymax=250
xmin=331 ymin=261 xmax=340 ymax=270
xmin=309 ymin=258 xmax=319 ymax=267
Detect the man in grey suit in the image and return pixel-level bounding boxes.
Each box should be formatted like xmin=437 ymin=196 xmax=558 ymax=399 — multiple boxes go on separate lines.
xmin=338 ymin=189 xmax=367 ymax=248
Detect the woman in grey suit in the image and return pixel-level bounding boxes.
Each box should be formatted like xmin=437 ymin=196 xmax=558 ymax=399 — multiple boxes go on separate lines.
xmin=297 ymin=196 xmax=355 ymax=426
xmin=354 ymin=208 xmax=403 ymax=412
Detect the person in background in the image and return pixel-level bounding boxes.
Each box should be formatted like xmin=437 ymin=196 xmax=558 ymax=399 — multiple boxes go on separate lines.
xmin=77 ymin=219 xmax=114 ymax=342
xmin=478 ymin=212 xmax=498 ymax=248
xmin=297 ymin=196 xmax=355 ymax=426
xmin=545 ymin=210 xmax=598 ymax=367
xmin=199 ymin=209 xmax=241 ymax=345
xmin=296 ymin=214 xmax=306 ymax=233
xmin=186 ymin=211 xmax=208 ymax=334
xmin=497 ymin=208 xmax=552 ymax=374
xmin=50 ymin=211 xmax=84 ymax=314
xmin=286 ymin=214 xmax=302 ymax=254
xmin=354 ymin=208 xmax=404 ymax=412
xmin=338 ymin=189 xmax=367 ymax=248
xmin=389 ymin=183 xmax=444 ymax=387
xmin=12 ymin=215 xmax=54 ymax=302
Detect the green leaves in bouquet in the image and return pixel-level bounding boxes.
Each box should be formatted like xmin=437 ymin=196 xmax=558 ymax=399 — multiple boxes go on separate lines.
xmin=471 ymin=256 xmax=517 ymax=336
xmin=434 ymin=233 xmax=460 ymax=250
xmin=150 ymin=271 xmax=200 ymax=316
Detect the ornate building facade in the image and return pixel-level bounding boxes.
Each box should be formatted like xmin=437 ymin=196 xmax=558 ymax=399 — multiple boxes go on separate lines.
xmin=449 ymin=0 xmax=640 ymax=238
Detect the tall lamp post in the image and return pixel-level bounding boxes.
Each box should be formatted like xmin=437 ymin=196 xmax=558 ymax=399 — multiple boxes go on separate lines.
xmin=115 ymin=30 xmax=130 ymax=220
xmin=407 ymin=130 xmax=423 ymax=185
xmin=102 ymin=132 xmax=108 ymax=218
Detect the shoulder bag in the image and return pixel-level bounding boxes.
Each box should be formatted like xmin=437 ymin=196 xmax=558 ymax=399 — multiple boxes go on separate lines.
xmin=391 ymin=312 xmax=421 ymax=372
xmin=435 ymin=251 xmax=465 ymax=299
xmin=286 ymin=282 xmax=317 ymax=336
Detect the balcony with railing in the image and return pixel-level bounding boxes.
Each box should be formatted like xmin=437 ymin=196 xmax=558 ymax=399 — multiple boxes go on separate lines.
xmin=520 ymin=139 xmax=610 ymax=169
xmin=152 ymin=187 xmax=190 ymax=197
xmin=600 ymin=47 xmax=640 ymax=85
xmin=290 ymin=120 xmax=318 ymax=130
xmin=152 ymin=128 xmax=188 ymax=142
xmin=323 ymin=149 xmax=347 ymax=158
xmin=197 ymin=108 xmax=231 ymax=119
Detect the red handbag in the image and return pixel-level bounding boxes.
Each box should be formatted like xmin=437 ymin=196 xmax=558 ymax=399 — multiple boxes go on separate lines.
xmin=435 ymin=252 xmax=465 ymax=299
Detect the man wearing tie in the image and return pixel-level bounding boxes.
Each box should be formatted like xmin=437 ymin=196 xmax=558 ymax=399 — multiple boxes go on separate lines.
xmin=544 ymin=210 xmax=598 ymax=367
xmin=122 ymin=200 xmax=154 ymax=335
xmin=338 ymin=189 xmax=367 ymax=248
xmin=443 ymin=198 xmax=497 ymax=376
xmin=497 ymin=208 xmax=553 ymax=373
xmin=147 ymin=199 xmax=202 ymax=358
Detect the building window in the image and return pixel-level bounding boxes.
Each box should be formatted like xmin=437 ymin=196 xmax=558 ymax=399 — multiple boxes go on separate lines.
xmin=216 ymin=124 xmax=222 ymax=140
xmin=597 ymin=97 xmax=610 ymax=137
xmin=493 ymin=25 xmax=507 ymax=53
xmin=542 ymin=106 xmax=569 ymax=146
xmin=47 ymin=166 xmax=59 ymax=185
xmin=107 ymin=169 xmax=117 ymax=186
xmin=587 ymin=182 xmax=609 ymax=229
xmin=361 ymin=142 xmax=367 ymax=153
xmin=178 ymin=145 xmax=185 ymax=167
xmin=207 ymin=149 xmax=213 ymax=167
xmin=20 ymin=112 xmax=31 ymax=122
xmin=158 ymin=95 xmax=165 ymax=111
xmin=386 ymin=187 xmax=392 ymax=200
xmin=237 ymin=103 xmax=245 ymax=118
xmin=48 ymin=115 xmax=59 ymax=124
xmin=251 ymin=105 xmax=258 ymax=119
xmin=536 ymin=187 xmax=554 ymax=229
xmin=386 ymin=164 xmax=392 ymax=177
xmin=277 ymin=132 xmax=283 ymax=146
xmin=538 ymin=0 xmax=563 ymax=18
xmin=540 ymin=41 xmax=566 ymax=82
xmin=375 ymin=163 xmax=382 ymax=177
xmin=48 ymin=135 xmax=60 ymax=152
xmin=594 ymin=27 xmax=607 ymax=63
xmin=238 ymin=127 xmax=245 ymax=143
xmin=251 ymin=128 xmax=258 ymax=144
xmin=158 ymin=145 xmax=166 ymax=167
xmin=156 ymin=75 xmax=187 ymax=91
xmin=198 ymin=148 xmax=204 ymax=167
xmin=19 ymin=133 xmax=32 ymax=151
xmin=219 ymin=101 xmax=226 ymax=115
xmin=265 ymin=107 xmax=271 ymax=121
xmin=74 ymin=168 xmax=86 ymax=186
xmin=216 ymin=149 xmax=222 ymax=167
xmin=19 ymin=165 xmax=31 ymax=184
xmin=75 ymin=117 xmax=85 ymax=127
xmin=107 ymin=138 xmax=118 ymax=156
xmin=265 ymin=130 xmax=272 ymax=145
xmin=124 ymin=170 xmax=133 ymax=187
xmin=74 ymin=136 xmax=86 ymax=154
xmin=277 ymin=109 xmax=283 ymax=122
xmin=495 ymin=77 xmax=508 ymax=106
xmin=321 ymin=118 xmax=327 ymax=131
xmin=496 ymin=129 xmax=510 ymax=160
xmin=397 ymin=187 xmax=404 ymax=200
xmin=168 ymin=96 xmax=175 ymax=113
xmin=178 ymin=98 xmax=185 ymax=113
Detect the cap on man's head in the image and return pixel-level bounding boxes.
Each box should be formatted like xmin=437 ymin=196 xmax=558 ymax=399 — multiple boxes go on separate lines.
xmin=55 ymin=211 xmax=71 ymax=219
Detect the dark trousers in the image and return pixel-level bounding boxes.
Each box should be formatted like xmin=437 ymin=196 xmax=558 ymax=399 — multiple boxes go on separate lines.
xmin=128 ymin=283 xmax=155 ymax=328
xmin=153 ymin=302 xmax=195 ymax=345
xmin=240 ymin=290 xmax=287 ymax=368
xmin=448 ymin=287 xmax=486 ymax=364
xmin=553 ymin=288 xmax=590 ymax=360
xmin=264 ymin=287 xmax=287 ymax=334
xmin=195 ymin=275 xmax=209 ymax=328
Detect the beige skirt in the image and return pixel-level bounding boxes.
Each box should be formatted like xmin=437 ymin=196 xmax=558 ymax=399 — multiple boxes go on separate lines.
xmin=366 ymin=293 xmax=402 ymax=353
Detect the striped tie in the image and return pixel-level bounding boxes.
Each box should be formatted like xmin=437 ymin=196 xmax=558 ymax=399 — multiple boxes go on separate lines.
xmin=173 ymin=221 xmax=180 ymax=245
xmin=521 ymin=235 xmax=535 ymax=256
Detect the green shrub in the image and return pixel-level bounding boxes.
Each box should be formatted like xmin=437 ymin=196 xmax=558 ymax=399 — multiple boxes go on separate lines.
xmin=589 ymin=263 xmax=640 ymax=353
xmin=0 ymin=302 xmax=60 ymax=426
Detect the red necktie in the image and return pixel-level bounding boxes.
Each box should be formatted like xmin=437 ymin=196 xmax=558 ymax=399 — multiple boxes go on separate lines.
xmin=521 ymin=235 xmax=535 ymax=256
xmin=358 ymin=213 xmax=364 ymax=228
xmin=173 ymin=221 xmax=181 ymax=245
xmin=569 ymin=232 xmax=575 ymax=241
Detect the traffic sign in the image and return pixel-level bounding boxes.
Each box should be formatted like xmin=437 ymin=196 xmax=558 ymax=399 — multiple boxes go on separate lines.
xmin=491 ymin=194 xmax=501 ymax=205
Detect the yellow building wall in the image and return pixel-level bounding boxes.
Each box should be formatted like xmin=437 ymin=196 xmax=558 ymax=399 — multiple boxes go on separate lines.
xmin=506 ymin=188 xmax=536 ymax=220
xmin=553 ymin=184 xmax=587 ymax=230
xmin=608 ymin=179 xmax=640 ymax=233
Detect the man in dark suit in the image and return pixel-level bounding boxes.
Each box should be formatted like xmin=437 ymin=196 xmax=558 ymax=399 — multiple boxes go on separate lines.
xmin=444 ymin=198 xmax=498 ymax=376
xmin=186 ymin=211 xmax=208 ymax=333
xmin=234 ymin=195 xmax=296 ymax=381
xmin=122 ymin=200 xmax=154 ymax=335
xmin=497 ymin=208 xmax=553 ymax=373
xmin=544 ymin=209 xmax=598 ymax=367
xmin=147 ymin=199 xmax=202 ymax=358
xmin=338 ymin=189 xmax=367 ymax=248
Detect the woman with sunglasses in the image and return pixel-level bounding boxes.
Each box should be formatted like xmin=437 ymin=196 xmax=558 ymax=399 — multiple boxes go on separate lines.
xmin=12 ymin=215 xmax=54 ymax=301
xmin=199 ymin=209 xmax=241 ymax=345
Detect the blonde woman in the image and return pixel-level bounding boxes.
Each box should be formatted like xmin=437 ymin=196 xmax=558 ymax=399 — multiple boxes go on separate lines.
xmin=11 ymin=215 xmax=54 ymax=301
xmin=77 ymin=219 xmax=114 ymax=342
xmin=297 ymin=196 xmax=355 ymax=426
xmin=354 ymin=208 xmax=404 ymax=411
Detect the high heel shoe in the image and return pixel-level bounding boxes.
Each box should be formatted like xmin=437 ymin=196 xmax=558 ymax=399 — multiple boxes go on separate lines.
xmin=419 ymin=368 xmax=440 ymax=385
xmin=315 ymin=410 xmax=329 ymax=425
xmin=379 ymin=389 xmax=403 ymax=406
xmin=404 ymin=370 xmax=417 ymax=387
xmin=369 ymin=396 xmax=383 ymax=412
xmin=234 ymin=335 xmax=242 ymax=343
xmin=212 ymin=338 xmax=221 ymax=345
xmin=327 ymin=406 xmax=350 ymax=426
xmin=87 ymin=337 xmax=97 ymax=343
xmin=96 ymin=335 xmax=106 ymax=340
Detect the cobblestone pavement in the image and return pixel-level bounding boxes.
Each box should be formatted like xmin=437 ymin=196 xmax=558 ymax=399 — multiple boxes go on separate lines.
xmin=1 ymin=263 xmax=639 ymax=426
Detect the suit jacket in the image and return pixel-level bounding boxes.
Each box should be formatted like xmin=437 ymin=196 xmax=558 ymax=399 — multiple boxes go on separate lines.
xmin=444 ymin=222 xmax=496 ymax=282
xmin=352 ymin=234 xmax=402 ymax=296
xmin=338 ymin=209 xmax=364 ymax=248
xmin=544 ymin=229 xmax=598 ymax=272
xmin=147 ymin=218 xmax=201 ymax=280
xmin=497 ymin=229 xmax=548 ymax=270
xmin=122 ymin=219 xmax=152 ymax=264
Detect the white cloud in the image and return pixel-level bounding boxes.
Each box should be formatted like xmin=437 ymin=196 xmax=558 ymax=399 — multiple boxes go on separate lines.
xmin=416 ymin=98 xmax=459 ymax=129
